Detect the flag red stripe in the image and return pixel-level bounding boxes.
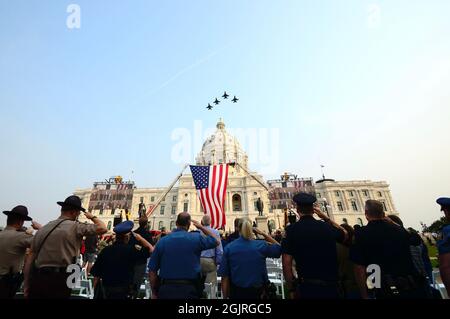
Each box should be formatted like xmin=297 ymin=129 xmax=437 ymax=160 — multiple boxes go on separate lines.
xmin=209 ymin=165 xmax=221 ymax=228
xmin=202 ymin=187 xmax=215 ymax=228
xmin=216 ymin=164 xmax=224 ymax=228
xmin=221 ymin=164 xmax=228 ymax=219
xmin=208 ymin=165 xmax=220 ymax=228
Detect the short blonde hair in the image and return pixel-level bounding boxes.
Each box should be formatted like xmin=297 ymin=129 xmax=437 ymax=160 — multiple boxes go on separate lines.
xmin=239 ymin=218 xmax=254 ymax=241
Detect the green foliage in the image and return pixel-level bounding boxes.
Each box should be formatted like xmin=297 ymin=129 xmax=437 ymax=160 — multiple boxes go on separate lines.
xmin=421 ymin=217 xmax=448 ymax=233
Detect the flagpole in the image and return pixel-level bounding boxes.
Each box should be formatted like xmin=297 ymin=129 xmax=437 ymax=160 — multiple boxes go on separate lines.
xmin=232 ymin=162 xmax=269 ymax=191
xmin=146 ymin=163 xmax=190 ymax=218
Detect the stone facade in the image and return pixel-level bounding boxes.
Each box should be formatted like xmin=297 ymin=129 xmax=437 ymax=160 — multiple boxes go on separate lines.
xmin=314 ymin=179 xmax=398 ymax=226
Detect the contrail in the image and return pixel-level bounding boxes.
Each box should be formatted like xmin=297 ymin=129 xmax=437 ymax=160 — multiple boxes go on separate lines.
xmin=148 ymin=45 xmax=228 ymax=96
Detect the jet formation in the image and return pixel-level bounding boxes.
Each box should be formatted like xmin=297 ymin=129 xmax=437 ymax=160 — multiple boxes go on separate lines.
xmin=206 ymin=91 xmax=239 ymax=110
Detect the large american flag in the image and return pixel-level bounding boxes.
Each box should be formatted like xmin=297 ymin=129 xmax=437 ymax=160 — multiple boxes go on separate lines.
xmin=190 ymin=164 xmax=229 ymax=229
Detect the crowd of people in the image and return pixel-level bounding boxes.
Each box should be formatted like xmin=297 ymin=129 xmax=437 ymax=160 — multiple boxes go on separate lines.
xmin=0 ymin=193 xmax=449 ymax=300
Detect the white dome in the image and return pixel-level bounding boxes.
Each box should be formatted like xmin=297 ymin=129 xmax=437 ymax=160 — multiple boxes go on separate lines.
xmin=196 ymin=119 xmax=249 ymax=171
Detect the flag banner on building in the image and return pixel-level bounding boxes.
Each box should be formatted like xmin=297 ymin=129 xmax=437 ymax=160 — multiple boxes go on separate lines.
xmin=190 ymin=164 xmax=229 ymax=229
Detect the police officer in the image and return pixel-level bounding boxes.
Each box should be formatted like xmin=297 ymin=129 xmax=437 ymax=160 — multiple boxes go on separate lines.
xmin=436 ymin=197 xmax=450 ymax=293
xmin=25 ymin=195 xmax=107 ymax=299
xmin=0 ymin=206 xmax=41 ymax=298
xmin=350 ymin=199 xmax=429 ymax=299
xmin=282 ymin=192 xmax=347 ymax=299
xmin=218 ymin=218 xmax=281 ymax=299
xmin=91 ymin=220 xmax=154 ymax=299
xmin=128 ymin=215 xmax=154 ymax=299
xmin=148 ymin=212 xmax=219 ymax=299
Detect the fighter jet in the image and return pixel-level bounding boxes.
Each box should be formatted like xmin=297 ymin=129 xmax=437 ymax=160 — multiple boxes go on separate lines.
xmin=232 ymin=96 xmax=239 ymax=103
xmin=206 ymin=103 xmax=213 ymax=110
xmin=213 ymin=98 xmax=220 ymax=105
xmin=222 ymin=91 xmax=229 ymax=99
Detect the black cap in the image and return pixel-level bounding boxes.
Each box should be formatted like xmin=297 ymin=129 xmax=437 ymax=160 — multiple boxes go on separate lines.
xmin=57 ymin=195 xmax=86 ymax=212
xmin=292 ymin=192 xmax=317 ymax=206
xmin=3 ymin=205 xmax=33 ymax=221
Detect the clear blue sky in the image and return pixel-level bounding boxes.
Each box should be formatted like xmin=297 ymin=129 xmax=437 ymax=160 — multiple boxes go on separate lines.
xmin=1 ymin=0 xmax=449 ymax=228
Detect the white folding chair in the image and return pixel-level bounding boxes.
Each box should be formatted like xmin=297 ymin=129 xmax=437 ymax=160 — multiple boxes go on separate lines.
xmin=266 ymin=266 xmax=285 ymax=299
xmin=432 ymin=270 xmax=449 ymax=299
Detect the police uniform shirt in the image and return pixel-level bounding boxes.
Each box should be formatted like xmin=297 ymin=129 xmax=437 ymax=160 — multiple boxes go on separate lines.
xmin=350 ymin=220 xmax=417 ymax=277
xmin=0 ymin=227 xmax=33 ymax=275
xmin=31 ymin=217 xmax=97 ymax=268
xmin=128 ymin=227 xmax=154 ymax=264
xmin=91 ymin=242 xmax=150 ymax=286
xmin=218 ymin=237 xmax=281 ymax=288
xmin=281 ymin=215 xmax=345 ymax=282
xmin=148 ymin=229 xmax=217 ymax=280
xmin=437 ymin=225 xmax=450 ymax=256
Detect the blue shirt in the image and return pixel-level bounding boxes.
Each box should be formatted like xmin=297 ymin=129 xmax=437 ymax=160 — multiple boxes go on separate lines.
xmin=218 ymin=237 xmax=281 ymax=288
xmin=438 ymin=225 xmax=450 ymax=255
xmin=200 ymin=226 xmax=223 ymax=265
xmin=148 ymin=228 xmax=217 ymax=280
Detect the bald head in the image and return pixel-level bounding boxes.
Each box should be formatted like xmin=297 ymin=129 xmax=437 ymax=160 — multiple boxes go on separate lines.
xmin=201 ymin=214 xmax=211 ymax=226
xmin=176 ymin=212 xmax=191 ymax=230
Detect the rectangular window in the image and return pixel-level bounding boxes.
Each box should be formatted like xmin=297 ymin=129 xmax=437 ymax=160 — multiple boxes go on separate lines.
xmin=351 ymin=201 xmax=358 ymax=211
xmin=337 ymin=202 xmax=344 ymax=211
xmin=173 ymin=196 xmax=177 ymax=202
xmin=171 ymin=206 xmax=176 ymax=215
xmin=183 ymin=202 xmax=188 ymax=212
xmin=160 ymin=205 xmax=165 ymax=215
xmin=151 ymin=196 xmax=155 ymax=202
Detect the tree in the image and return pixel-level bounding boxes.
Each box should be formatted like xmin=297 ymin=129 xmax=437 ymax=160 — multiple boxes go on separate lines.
xmin=421 ymin=217 xmax=448 ymax=233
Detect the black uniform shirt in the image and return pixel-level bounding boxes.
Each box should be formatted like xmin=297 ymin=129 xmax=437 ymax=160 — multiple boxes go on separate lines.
xmin=128 ymin=227 xmax=154 ymax=264
xmin=350 ymin=220 xmax=417 ymax=277
xmin=282 ymin=215 xmax=345 ymax=281
xmin=91 ymin=242 xmax=150 ymax=286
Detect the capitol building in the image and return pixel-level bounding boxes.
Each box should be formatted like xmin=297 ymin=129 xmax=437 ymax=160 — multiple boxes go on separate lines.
xmin=75 ymin=119 xmax=398 ymax=232
xmin=76 ymin=119 xmax=271 ymax=232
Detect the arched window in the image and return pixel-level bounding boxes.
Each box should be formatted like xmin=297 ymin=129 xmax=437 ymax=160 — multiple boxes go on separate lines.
xmin=232 ymin=194 xmax=242 ymax=212
xmin=357 ymin=218 xmax=363 ymax=226
xmin=158 ymin=221 xmax=164 ymax=230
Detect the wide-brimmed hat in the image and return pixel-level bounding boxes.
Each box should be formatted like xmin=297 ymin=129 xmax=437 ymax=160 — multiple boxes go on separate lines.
xmin=2 ymin=205 xmax=33 ymax=221
xmin=57 ymin=195 xmax=86 ymax=212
